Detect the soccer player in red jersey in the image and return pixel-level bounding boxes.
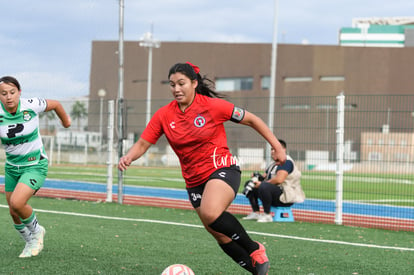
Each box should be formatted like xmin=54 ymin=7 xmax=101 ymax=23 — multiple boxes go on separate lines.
xmin=118 ymin=62 xmax=286 ymax=275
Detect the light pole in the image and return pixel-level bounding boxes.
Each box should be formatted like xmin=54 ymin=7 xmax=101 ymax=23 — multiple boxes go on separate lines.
xmin=98 ymin=89 xmax=106 ymax=150
xmin=266 ymin=0 xmax=279 ymax=164
xmin=117 ymin=0 xmax=125 ymax=204
xmin=139 ymin=31 xmax=160 ymax=127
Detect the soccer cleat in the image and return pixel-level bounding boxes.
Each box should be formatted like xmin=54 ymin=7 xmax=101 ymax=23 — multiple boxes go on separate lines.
xmin=250 ymin=242 xmax=269 ymax=275
xmin=257 ymin=213 xmax=273 ymax=223
xmin=19 ymin=241 xmax=33 ymax=258
xmin=243 ymin=212 xmax=260 ymax=220
xmin=30 ymin=225 xmax=46 ymax=256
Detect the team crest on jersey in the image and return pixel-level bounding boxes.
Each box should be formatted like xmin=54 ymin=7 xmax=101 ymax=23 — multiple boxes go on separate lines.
xmin=194 ymin=115 xmax=206 ymax=128
xmin=23 ymin=111 xmax=32 ymax=121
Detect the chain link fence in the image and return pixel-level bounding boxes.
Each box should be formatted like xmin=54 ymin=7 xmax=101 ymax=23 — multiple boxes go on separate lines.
xmin=2 ymin=94 xmax=412 ymax=231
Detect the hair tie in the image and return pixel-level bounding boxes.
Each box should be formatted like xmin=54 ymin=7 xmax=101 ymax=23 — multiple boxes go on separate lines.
xmin=186 ymin=61 xmax=200 ymax=74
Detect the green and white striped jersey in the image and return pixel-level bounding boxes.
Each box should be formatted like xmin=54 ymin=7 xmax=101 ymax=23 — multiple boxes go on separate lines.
xmin=0 ymin=98 xmax=48 ymax=166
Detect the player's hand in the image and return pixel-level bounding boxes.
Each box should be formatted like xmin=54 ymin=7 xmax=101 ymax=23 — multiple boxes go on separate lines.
xmin=274 ymin=151 xmax=287 ymax=166
xmin=118 ymin=155 xmax=132 ymax=171
xmin=62 ymin=115 xmax=71 ymax=128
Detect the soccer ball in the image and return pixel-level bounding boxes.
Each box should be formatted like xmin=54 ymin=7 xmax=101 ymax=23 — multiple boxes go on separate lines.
xmin=161 ymin=264 xmax=195 ymax=275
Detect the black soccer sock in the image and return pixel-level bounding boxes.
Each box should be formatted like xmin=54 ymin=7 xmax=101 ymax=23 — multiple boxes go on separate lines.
xmin=209 ymin=211 xmax=259 ymax=254
xmin=219 ymin=241 xmax=255 ymax=273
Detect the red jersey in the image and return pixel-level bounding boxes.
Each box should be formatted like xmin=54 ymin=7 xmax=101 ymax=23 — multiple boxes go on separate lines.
xmin=141 ymin=94 xmax=245 ymax=188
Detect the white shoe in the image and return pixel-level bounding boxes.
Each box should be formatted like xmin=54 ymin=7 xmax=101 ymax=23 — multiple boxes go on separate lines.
xmin=257 ymin=213 xmax=273 ymax=223
xmin=19 ymin=241 xmax=33 ymax=258
xmin=30 ymin=225 xmax=46 ymax=256
xmin=243 ymin=212 xmax=260 ymax=220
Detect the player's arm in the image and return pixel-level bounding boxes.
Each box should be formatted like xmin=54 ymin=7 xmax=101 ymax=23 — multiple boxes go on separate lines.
xmin=239 ymin=110 xmax=286 ymax=165
xmin=45 ymin=99 xmax=71 ymax=128
xmin=118 ymin=138 xmax=152 ymax=171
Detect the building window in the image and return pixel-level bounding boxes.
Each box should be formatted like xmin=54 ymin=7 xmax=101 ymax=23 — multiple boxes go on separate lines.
xmin=368 ymin=152 xmax=382 ymax=161
xmin=367 ymin=139 xmax=373 ymax=146
xmin=317 ymin=104 xmax=357 ymax=110
xmin=317 ymin=104 xmax=336 ymax=110
xmin=319 ymin=76 xmax=345 ymax=81
xmin=395 ymin=153 xmax=409 ymax=162
xmin=261 ymin=76 xmax=270 ymax=90
xmin=401 ymin=140 xmax=407 ymax=147
xmin=283 ymin=76 xmax=312 ymax=82
xmin=216 ymin=77 xmax=253 ymax=92
xmin=282 ymin=104 xmax=311 ymax=110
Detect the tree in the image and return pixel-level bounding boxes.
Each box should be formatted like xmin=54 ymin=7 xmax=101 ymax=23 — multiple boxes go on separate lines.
xmin=70 ymin=101 xmax=88 ymax=130
xmin=39 ymin=111 xmax=56 ymax=133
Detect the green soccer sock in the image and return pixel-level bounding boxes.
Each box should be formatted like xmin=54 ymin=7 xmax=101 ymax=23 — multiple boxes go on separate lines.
xmin=14 ymin=223 xmax=32 ymax=242
xmin=21 ymin=211 xmax=40 ymax=234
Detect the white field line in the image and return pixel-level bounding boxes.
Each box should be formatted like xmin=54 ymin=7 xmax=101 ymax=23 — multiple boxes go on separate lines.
xmin=352 ymin=199 xmax=414 ymax=203
xmin=302 ymin=175 xmax=413 ymax=185
xmin=1 ymin=204 xmax=413 ymax=252
xmin=49 ymin=173 xmax=413 ymax=184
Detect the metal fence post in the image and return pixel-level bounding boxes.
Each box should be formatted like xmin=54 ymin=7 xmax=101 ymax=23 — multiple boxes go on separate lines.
xmin=335 ymin=92 xmax=345 ymax=225
xmin=117 ymin=0 xmax=125 ymax=204
xmin=106 ymin=100 xmax=115 ymax=202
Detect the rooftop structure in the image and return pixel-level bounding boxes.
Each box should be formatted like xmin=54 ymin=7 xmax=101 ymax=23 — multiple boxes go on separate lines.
xmin=340 ymin=17 xmax=414 ymax=47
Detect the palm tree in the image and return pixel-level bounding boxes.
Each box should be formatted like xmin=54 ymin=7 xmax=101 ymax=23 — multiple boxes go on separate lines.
xmin=70 ymin=101 xmax=88 ymax=130
xmin=39 ymin=111 xmax=56 ymax=134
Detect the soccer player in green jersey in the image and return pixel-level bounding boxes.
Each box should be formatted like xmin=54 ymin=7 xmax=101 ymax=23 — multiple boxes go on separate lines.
xmin=0 ymin=76 xmax=71 ymax=258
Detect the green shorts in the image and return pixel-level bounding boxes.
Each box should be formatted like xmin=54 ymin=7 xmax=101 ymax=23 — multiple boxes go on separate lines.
xmin=4 ymin=158 xmax=48 ymax=192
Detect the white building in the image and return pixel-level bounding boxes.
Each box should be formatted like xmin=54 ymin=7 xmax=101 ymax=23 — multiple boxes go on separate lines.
xmin=339 ymin=17 xmax=414 ymax=47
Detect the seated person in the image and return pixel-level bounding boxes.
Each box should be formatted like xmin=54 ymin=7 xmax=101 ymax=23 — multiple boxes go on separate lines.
xmin=243 ymin=139 xmax=305 ymax=222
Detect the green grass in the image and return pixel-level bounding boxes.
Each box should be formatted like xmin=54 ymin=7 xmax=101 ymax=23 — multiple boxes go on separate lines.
xmin=0 ymin=197 xmax=413 ymax=275
xmin=46 ymin=164 xmax=414 ymax=207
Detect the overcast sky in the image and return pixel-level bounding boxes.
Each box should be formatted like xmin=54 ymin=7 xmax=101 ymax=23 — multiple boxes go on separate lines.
xmin=1 ymin=0 xmax=413 ymax=100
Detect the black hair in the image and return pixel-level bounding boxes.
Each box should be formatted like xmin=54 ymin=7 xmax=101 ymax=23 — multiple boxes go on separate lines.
xmin=0 ymin=76 xmax=21 ymax=90
xmin=168 ymin=62 xmax=224 ymax=98
xmin=278 ymin=139 xmax=287 ymax=149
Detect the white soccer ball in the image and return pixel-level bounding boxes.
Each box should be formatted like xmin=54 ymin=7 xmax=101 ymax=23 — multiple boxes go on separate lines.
xmin=161 ymin=264 xmax=195 ymax=275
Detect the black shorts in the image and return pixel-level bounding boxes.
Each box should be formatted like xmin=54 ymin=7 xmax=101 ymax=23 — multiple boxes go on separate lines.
xmin=186 ymin=165 xmax=241 ymax=209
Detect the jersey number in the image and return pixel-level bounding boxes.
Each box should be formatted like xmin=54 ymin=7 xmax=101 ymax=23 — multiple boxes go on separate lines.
xmin=7 ymin=124 xmax=24 ymax=138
